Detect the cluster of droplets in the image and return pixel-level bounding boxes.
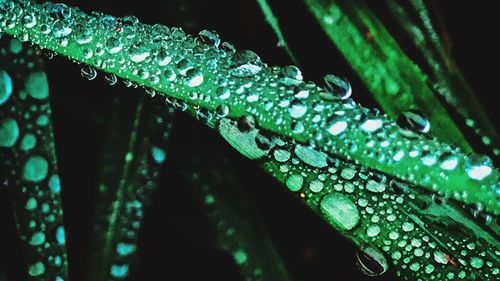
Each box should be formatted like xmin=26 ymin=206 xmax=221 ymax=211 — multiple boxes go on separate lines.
xmin=0 ymin=37 xmax=67 ymax=280
xmin=1 ymin=0 xmax=498 ymax=211
xmin=214 ymin=115 xmax=498 ymax=279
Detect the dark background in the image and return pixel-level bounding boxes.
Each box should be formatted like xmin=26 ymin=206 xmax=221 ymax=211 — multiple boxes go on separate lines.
xmin=1 ymin=0 xmax=498 ymax=280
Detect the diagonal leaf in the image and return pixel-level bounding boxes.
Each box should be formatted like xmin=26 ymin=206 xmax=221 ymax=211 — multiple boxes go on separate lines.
xmin=1 ymin=0 xmax=498 ymax=220
xmin=0 ymin=37 xmax=69 ymax=281
xmin=88 ymin=94 xmax=174 ymax=281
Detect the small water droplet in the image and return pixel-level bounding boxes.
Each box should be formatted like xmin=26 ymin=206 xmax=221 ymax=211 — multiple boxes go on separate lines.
xmin=397 ymin=109 xmax=430 ymax=137
xmin=81 ymin=66 xmax=97 ymax=80
xmin=323 ymin=74 xmax=351 ymax=100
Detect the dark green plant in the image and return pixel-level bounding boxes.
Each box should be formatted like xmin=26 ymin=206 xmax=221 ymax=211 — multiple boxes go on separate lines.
xmin=1 ymin=1 xmax=498 ymax=280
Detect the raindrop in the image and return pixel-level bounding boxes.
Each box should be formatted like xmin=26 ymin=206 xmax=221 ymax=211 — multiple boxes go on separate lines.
xmin=355 ymin=247 xmax=388 ymax=276
xmin=465 ymin=154 xmax=493 ymax=180
xmin=104 ymin=73 xmax=117 ymax=85
xmin=361 ymin=119 xmax=383 ymax=133
xmin=286 ymin=174 xmax=303 ymax=192
xmin=129 ymin=41 xmax=150 ymax=63
xmin=0 ymin=118 xmax=19 ymax=148
xmin=198 ymin=30 xmax=221 ymax=47
xmin=327 ymin=119 xmax=348 ymax=136
xmin=28 ymin=262 xmax=45 ymax=277
xmin=288 ymin=99 xmax=307 ymax=119
xmin=323 ymin=74 xmax=351 ymax=100
xmin=397 ymin=109 xmax=430 ymax=137
xmin=439 ymin=152 xmax=458 ymax=171
xmin=185 ymin=68 xmax=204 ymax=87
xmin=230 ymin=50 xmax=263 ymax=77
xmin=320 ymin=193 xmax=359 ymax=230
xmin=81 ymin=65 xmax=97 ymax=81
xmin=22 ymin=156 xmax=48 ymax=183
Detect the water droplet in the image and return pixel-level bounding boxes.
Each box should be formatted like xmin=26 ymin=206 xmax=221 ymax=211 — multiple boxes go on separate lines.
xmin=366 ymin=225 xmax=380 ymax=237
xmin=110 ymin=264 xmax=129 ymax=278
xmin=397 ymin=109 xmax=430 ymax=136
xmin=28 ymin=262 xmax=45 ymax=277
xmin=465 ymin=154 xmax=493 ymax=180
xmin=323 ymin=74 xmax=351 ymax=100
xmin=401 ymin=221 xmax=414 ymax=232
xmin=309 ymin=180 xmax=324 ymax=193
xmin=327 ymin=120 xmax=348 ymax=136
xmin=439 ymin=152 xmax=458 ymax=171
xmin=0 ymin=118 xmax=19 ymax=147
xmin=151 ymin=147 xmax=166 ymax=164
xmin=320 ymin=193 xmax=359 ymax=230
xmin=105 ymin=37 xmax=123 ymax=54
xmin=361 ymin=119 xmax=383 ymax=133
xmin=73 ymin=24 xmax=93 ymax=44
xmin=230 ymin=50 xmax=263 ymax=77
xmin=30 ymin=232 xmax=46 ymax=246
xmin=20 ymin=133 xmax=37 ymax=151
xmin=340 ymin=167 xmax=356 ymax=180
xmin=355 ymin=247 xmax=388 ymax=276
xmin=54 ymin=226 xmax=65 ymax=245
xmin=288 ymin=100 xmax=307 ymax=119
xmin=52 ymin=20 xmax=72 ymax=38
xmin=26 ymin=71 xmax=49 ymax=100
xmin=470 ymin=257 xmax=484 ymax=268
xmin=81 ymin=66 xmax=97 ymax=81
xmin=117 ymin=243 xmax=136 ymax=257
xmin=0 ymin=70 xmax=13 ymax=105
xmin=216 ymin=86 xmax=230 ymax=100
xmin=22 ymin=156 xmax=49 ymax=182
xmin=215 ymin=105 xmax=230 ymax=117
xmin=366 ymin=180 xmax=385 ymax=193
xmin=286 ymin=174 xmax=303 ymax=192
xmin=279 ymin=65 xmax=303 ymax=86
xmin=273 ymin=149 xmax=291 ymax=162
xmin=104 ymin=74 xmax=117 ymax=85
xmin=129 ymin=42 xmax=150 ymax=63
xmin=185 ymin=68 xmax=203 ymax=87
xmin=198 ymin=30 xmax=220 ymax=47
xmin=433 ymin=251 xmax=448 ymax=264
xmin=294 ymin=145 xmax=328 ymax=168
xmin=49 ymin=175 xmax=61 ymax=194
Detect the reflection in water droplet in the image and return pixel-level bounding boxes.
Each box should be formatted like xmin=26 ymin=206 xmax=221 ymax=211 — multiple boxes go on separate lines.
xmin=81 ymin=65 xmax=97 ymax=81
xmin=465 ymin=155 xmax=493 ymax=180
xmin=320 ymin=193 xmax=359 ymax=230
xmin=355 ymin=247 xmax=388 ymax=276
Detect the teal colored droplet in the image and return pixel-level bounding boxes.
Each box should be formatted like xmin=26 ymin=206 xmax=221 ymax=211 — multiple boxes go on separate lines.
xmin=36 ymin=114 xmax=49 ymax=126
xmin=30 ymin=232 xmax=46 ymax=246
xmin=9 ymin=38 xmax=23 ymax=54
xmin=285 ymin=174 xmax=303 ymax=192
xmin=55 ymin=277 xmax=64 ymax=281
xmin=55 ymin=226 xmax=66 ymax=245
xmin=25 ymin=197 xmax=37 ymax=210
xmin=22 ymin=155 xmax=49 ymax=182
xmin=0 ymin=118 xmax=19 ymax=147
xmin=110 ymin=264 xmax=129 ymax=278
xmin=28 ymin=262 xmax=45 ymax=276
xmin=116 ymin=243 xmax=136 ymax=256
xmin=49 ymin=175 xmax=61 ymax=194
xmin=26 ymin=71 xmax=49 ymax=100
xmin=151 ymin=147 xmax=166 ymax=164
xmin=0 ymin=70 xmax=13 ymax=105
xmin=20 ymin=133 xmax=37 ymax=151
xmin=233 ymin=250 xmax=248 ymax=265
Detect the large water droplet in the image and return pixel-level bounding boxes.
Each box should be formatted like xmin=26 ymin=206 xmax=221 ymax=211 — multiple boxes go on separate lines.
xmin=0 ymin=118 xmax=19 ymax=147
xmin=355 ymin=247 xmax=388 ymax=276
xmin=22 ymin=155 xmax=49 ymax=182
xmin=0 ymin=70 xmax=13 ymax=105
xmin=185 ymin=68 xmax=203 ymax=87
xmin=110 ymin=264 xmax=129 ymax=278
xmin=294 ymin=145 xmax=328 ymax=168
xmin=288 ymin=99 xmax=307 ymax=119
xmin=320 ymin=193 xmax=359 ymax=230
xmin=198 ymin=30 xmax=220 ymax=47
xmin=26 ymin=71 xmax=49 ymax=100
xmin=286 ymin=174 xmax=303 ymax=192
xmin=465 ymin=154 xmax=493 ymax=180
xmin=28 ymin=262 xmax=45 ymax=277
xmin=230 ymin=50 xmax=263 ymax=77
xmin=129 ymin=41 xmax=150 ymax=63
